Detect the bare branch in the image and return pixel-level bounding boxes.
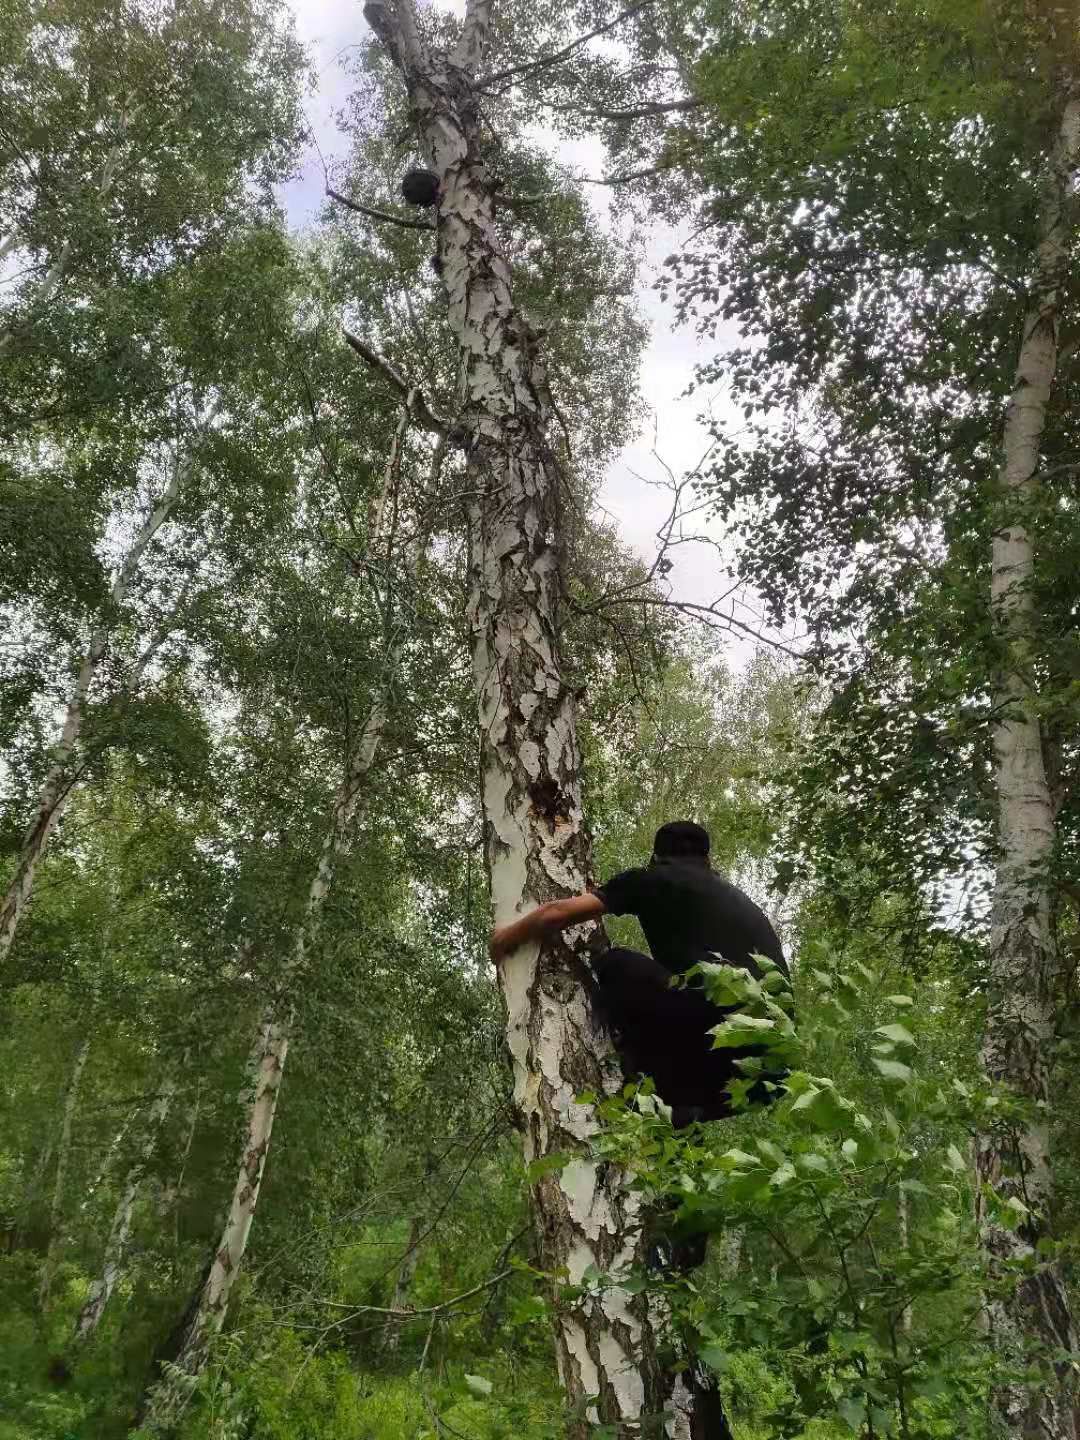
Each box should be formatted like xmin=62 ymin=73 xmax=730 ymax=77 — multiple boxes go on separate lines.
xmin=363 ymin=0 xmax=426 ymax=71
xmin=342 ymin=330 xmax=452 ymax=436
xmin=327 ymin=186 xmax=434 ymax=231
xmin=477 ymin=0 xmax=660 ymax=90
xmin=582 ymin=162 xmax=680 ymax=186
xmin=545 ymin=96 xmax=702 ymax=121
xmin=306 ymin=1268 xmax=513 ymax=1318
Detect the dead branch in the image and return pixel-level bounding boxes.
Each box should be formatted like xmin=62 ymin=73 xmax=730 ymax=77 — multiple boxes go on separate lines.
xmin=342 ymin=330 xmax=451 ymax=435
xmin=327 ymin=186 xmax=435 ymax=232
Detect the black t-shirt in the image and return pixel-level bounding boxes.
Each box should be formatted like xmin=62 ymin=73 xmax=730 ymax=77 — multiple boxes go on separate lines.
xmin=595 ymin=860 xmax=789 ymax=981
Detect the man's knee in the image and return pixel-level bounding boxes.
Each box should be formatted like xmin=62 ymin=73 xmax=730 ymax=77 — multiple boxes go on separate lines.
xmin=594 ymin=946 xmax=669 ymax=988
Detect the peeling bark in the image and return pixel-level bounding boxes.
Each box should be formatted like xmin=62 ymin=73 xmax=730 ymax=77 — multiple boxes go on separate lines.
xmin=75 ymin=1069 xmax=178 ymax=1340
xmin=976 ymin=84 xmax=1080 ymax=1439
xmin=38 ymin=1037 xmax=90 ymax=1310
xmin=363 ymin=3 xmax=671 ymax=1431
xmin=0 ymin=416 xmax=214 ymax=966
xmin=141 ymin=406 xmax=420 ymax=1429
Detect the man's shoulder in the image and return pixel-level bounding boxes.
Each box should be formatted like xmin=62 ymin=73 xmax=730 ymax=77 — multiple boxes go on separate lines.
xmin=594 ymin=865 xmax=654 ymax=916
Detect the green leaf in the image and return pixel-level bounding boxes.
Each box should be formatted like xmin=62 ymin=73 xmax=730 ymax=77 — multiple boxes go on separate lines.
xmin=872 ymin=1057 xmax=912 ymax=1084
xmin=755 ymin=1138 xmax=786 ymax=1166
xmin=875 ymin=1023 xmax=915 ymax=1047
xmin=797 ymin=1151 xmax=829 ymax=1174
xmin=526 ymin=1152 xmax=571 ymax=1182
xmin=698 ymin=1343 xmax=729 ymax=1372
xmin=717 ymin=1148 xmax=760 ymax=1170
xmin=945 ymin=1144 xmax=967 ymax=1173
xmin=885 ymin=994 xmax=914 ymax=1007
xmin=464 ymin=1374 xmax=493 ymax=1398
xmin=836 ymin=1395 xmax=866 ymax=1431
xmin=710 ymin=1016 xmax=778 ymax=1048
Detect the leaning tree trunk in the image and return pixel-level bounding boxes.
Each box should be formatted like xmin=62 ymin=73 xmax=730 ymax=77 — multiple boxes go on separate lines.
xmin=141 ymin=406 xmax=418 ymax=1431
xmin=39 ymin=1037 xmax=90 ymax=1309
xmin=0 ymin=419 xmax=211 ymax=966
xmin=74 ymin=1067 xmax=178 ymax=1340
xmin=975 ymin=84 xmax=1080 ymax=1439
xmin=363 ymin=4 xmax=674 ymax=1432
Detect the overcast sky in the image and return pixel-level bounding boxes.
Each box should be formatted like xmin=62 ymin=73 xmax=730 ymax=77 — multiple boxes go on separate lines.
xmin=278 ymin=0 xmax=780 ymax=665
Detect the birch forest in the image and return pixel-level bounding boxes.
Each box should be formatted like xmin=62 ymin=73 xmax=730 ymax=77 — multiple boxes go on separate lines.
xmin=4 ymin=0 xmax=1080 ymax=1436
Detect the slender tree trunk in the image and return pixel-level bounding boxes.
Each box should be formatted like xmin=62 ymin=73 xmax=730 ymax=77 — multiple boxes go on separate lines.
xmin=897 ymin=1183 xmax=911 ymax=1336
xmin=39 ymin=1037 xmax=90 ymax=1309
xmin=0 ymin=109 xmax=132 ymax=356
xmin=363 ymin=5 xmax=671 ymax=1432
xmin=382 ymin=1216 xmax=423 ymax=1354
xmin=15 ymin=1139 xmax=53 ymax=1248
xmin=976 ymin=84 xmax=1080 ymax=1439
xmin=81 ymin=1109 xmax=139 ymax=1214
xmin=141 ymin=407 xmax=418 ymax=1429
xmin=0 ymin=420 xmax=212 ymax=965
xmin=74 ymin=1070 xmax=178 ymax=1341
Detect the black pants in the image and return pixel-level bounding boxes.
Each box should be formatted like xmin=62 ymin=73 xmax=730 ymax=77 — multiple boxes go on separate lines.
xmin=593 ymin=946 xmax=771 ymax=1128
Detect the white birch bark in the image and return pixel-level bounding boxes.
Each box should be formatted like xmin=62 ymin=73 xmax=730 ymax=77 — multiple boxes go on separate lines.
xmin=897 ymin=1182 xmax=911 ymax=1336
xmin=363 ymin=4 xmax=669 ymax=1431
xmin=74 ymin=1070 xmax=178 ymax=1340
xmin=142 ymin=406 xmax=419 ymax=1429
xmin=976 ymin=84 xmax=1080 ymax=1439
xmin=0 ymin=417 xmax=214 ymax=965
xmin=382 ymin=1215 xmax=423 ymax=1354
xmin=38 ymin=1036 xmax=90 ymax=1309
xmin=81 ymin=1108 xmax=139 ymax=1213
xmin=0 ymin=110 xmax=132 ymax=356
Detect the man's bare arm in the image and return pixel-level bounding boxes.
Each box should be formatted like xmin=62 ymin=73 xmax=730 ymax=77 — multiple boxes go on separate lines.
xmin=488 ymin=892 xmax=607 ymax=960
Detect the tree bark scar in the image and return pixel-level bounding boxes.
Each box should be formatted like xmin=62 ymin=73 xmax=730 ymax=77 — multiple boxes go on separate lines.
xmin=528 ymin=775 xmax=573 ymax=823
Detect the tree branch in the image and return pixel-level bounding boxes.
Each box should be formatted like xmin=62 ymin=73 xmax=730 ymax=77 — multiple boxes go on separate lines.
xmin=363 ymin=0 xmax=426 ymax=72
xmin=327 ymin=186 xmax=434 ymax=231
xmin=582 ymin=162 xmax=680 ymax=186
xmin=545 ymin=96 xmax=702 ymax=121
xmin=477 ymin=0 xmax=659 ymax=90
xmin=342 ymin=330 xmax=452 ymax=435
xmin=307 ymin=1268 xmax=513 ymax=1318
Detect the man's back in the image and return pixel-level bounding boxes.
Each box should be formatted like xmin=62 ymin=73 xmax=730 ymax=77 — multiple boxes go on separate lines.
xmin=597 ymin=859 xmax=788 ymax=980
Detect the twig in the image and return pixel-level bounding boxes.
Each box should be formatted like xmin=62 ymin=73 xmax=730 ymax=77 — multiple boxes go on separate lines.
xmin=307 ymin=1268 xmax=513 ymax=1318
xmin=477 ymin=0 xmax=659 ymax=89
xmin=327 ymin=186 xmax=434 ymax=231
xmin=342 ymin=330 xmax=451 ymax=435
xmin=545 ymin=97 xmax=702 ymax=121
xmin=581 ymin=162 xmax=680 ymax=186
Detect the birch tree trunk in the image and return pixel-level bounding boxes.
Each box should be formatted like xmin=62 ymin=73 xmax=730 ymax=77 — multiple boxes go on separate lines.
xmin=141 ymin=406 xmax=418 ymax=1430
xmin=39 ymin=1037 xmax=90 ymax=1309
xmin=976 ymin=82 xmax=1080 ymax=1440
xmin=74 ymin=1070 xmax=178 ymax=1341
xmin=0 ymin=419 xmax=212 ymax=966
xmin=0 ymin=108 xmax=133 ymax=356
xmin=382 ymin=1215 xmax=423 ymax=1354
xmin=81 ymin=1109 xmax=139 ymax=1214
xmin=362 ymin=5 xmax=671 ymax=1431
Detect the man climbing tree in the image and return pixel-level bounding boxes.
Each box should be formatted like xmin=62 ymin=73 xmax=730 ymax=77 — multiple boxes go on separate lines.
xmin=490 ymin=820 xmax=789 ymax=1129
xmin=359 ymin=1 xmax=706 ymax=1431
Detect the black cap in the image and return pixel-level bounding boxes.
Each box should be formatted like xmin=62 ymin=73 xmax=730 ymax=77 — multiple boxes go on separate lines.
xmin=652 ymin=821 xmax=710 ymax=860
